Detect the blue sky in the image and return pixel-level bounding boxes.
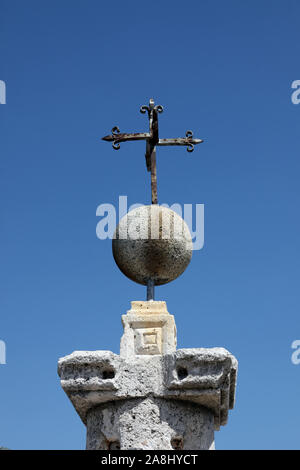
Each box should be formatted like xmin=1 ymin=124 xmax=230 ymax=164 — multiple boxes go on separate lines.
xmin=1 ymin=0 xmax=300 ymax=449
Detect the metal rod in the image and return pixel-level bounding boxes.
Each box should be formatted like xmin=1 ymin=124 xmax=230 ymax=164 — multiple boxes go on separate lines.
xmin=147 ymin=279 xmax=155 ymax=301
xmin=150 ymin=147 xmax=158 ymax=204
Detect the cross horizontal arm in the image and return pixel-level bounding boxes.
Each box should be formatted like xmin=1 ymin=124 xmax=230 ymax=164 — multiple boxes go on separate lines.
xmin=102 ymin=127 xmax=150 ymax=149
xmin=157 ymin=132 xmax=204 ymax=152
xmin=157 ymin=138 xmax=203 ymax=146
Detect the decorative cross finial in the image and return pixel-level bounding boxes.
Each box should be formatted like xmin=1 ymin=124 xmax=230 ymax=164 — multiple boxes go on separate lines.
xmin=102 ymin=99 xmax=203 ymax=205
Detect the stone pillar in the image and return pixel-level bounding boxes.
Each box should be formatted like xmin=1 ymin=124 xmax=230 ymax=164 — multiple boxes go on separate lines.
xmin=58 ymin=301 xmax=238 ymax=450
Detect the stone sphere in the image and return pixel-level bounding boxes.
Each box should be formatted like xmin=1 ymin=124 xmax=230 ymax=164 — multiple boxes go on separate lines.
xmin=112 ymin=205 xmax=193 ymax=286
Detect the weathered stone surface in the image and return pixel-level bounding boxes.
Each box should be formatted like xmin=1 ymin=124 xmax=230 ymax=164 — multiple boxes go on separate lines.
xmin=120 ymin=301 xmax=176 ymax=360
xmin=163 ymin=348 xmax=238 ymax=429
xmin=86 ymin=397 xmax=215 ymax=450
xmin=58 ymin=348 xmax=237 ymax=432
xmin=112 ymin=205 xmax=193 ymax=286
xmin=58 ymin=352 xmax=164 ymax=423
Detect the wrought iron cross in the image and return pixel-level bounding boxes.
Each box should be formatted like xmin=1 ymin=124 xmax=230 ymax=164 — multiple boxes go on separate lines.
xmin=102 ymin=99 xmax=203 ymax=204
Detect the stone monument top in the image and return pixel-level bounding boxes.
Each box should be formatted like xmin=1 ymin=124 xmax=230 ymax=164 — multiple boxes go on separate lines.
xmin=58 ymin=99 xmax=238 ymax=450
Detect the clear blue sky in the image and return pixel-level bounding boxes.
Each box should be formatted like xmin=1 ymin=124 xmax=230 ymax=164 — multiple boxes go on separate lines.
xmin=1 ymin=0 xmax=300 ymax=450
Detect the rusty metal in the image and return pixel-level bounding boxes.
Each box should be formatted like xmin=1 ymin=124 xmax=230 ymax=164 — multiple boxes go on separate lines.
xmin=147 ymin=279 xmax=155 ymax=301
xmin=102 ymin=98 xmax=203 ymax=205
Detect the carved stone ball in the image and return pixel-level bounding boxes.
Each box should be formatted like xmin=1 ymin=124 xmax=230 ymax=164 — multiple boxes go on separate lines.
xmin=112 ymin=205 xmax=193 ymax=286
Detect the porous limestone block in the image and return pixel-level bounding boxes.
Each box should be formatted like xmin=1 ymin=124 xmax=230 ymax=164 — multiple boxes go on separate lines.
xmin=163 ymin=348 xmax=238 ymax=429
xmin=58 ymin=347 xmax=237 ymax=436
xmin=120 ymin=301 xmax=177 ymax=360
xmin=58 ymin=351 xmax=165 ymax=422
xmin=86 ymin=397 xmax=215 ymax=450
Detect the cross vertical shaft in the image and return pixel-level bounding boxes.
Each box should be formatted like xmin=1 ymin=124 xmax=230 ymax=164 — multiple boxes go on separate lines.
xmin=146 ymin=101 xmax=159 ymax=205
xmin=151 ymin=149 xmax=158 ymax=205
